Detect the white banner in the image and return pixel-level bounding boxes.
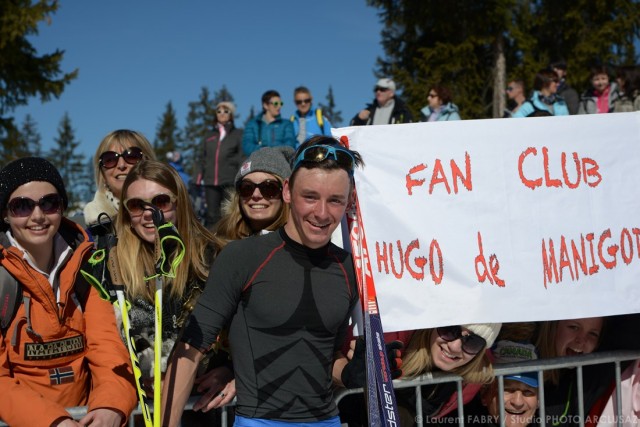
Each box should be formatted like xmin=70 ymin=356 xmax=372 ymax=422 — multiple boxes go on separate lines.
xmin=333 ymin=112 xmax=640 ymax=332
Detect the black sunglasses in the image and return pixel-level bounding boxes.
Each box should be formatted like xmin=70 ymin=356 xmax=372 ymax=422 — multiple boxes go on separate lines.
xmin=99 ymin=147 xmax=144 ymax=169
xmin=237 ymin=180 xmax=282 ymax=199
xmin=374 ymin=86 xmax=390 ymax=92
xmin=7 ymin=193 xmax=63 ymax=217
xmin=436 ymin=325 xmax=487 ymax=355
xmin=124 ymin=193 xmax=176 ymax=217
xmin=295 ymin=98 xmax=312 ymax=105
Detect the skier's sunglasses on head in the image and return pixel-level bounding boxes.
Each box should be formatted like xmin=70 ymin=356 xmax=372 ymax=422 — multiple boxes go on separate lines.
xmin=436 ymin=325 xmax=487 ymax=355
xmin=292 ymin=144 xmax=355 ymax=175
xmin=237 ymin=180 xmax=282 ymax=199
xmin=124 ymin=193 xmax=176 ymax=217
xmin=99 ymin=147 xmax=144 ymax=169
xmin=7 ymin=193 xmax=63 ymax=217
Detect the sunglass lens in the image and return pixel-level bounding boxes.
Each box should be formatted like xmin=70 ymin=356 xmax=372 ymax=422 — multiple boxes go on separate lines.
xmin=123 ymin=148 xmax=143 ymax=165
xmin=100 ymin=151 xmax=119 ymax=168
xmin=238 ymin=182 xmax=256 ymax=198
xmin=125 ymin=199 xmax=145 ymax=216
xmin=151 ymin=194 xmax=173 ymax=211
xmin=259 ymin=181 xmax=282 ymax=199
xmin=437 ymin=326 xmax=460 ymax=342
xmin=40 ymin=194 xmax=62 ymax=214
xmin=462 ymin=335 xmax=486 ymax=355
xmin=8 ymin=198 xmax=35 ymax=217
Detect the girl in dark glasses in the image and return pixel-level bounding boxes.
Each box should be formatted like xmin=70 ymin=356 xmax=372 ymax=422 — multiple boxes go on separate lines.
xmin=396 ymin=323 xmax=502 ymax=425
xmin=215 ymin=146 xmax=294 ymax=245
xmin=84 ymin=129 xmax=156 ymax=237
xmin=110 ymin=160 xmax=220 ymax=402
xmin=0 ymin=157 xmax=137 ymax=426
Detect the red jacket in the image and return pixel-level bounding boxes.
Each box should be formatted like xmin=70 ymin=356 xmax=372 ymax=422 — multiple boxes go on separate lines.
xmin=0 ymin=219 xmax=137 ymax=426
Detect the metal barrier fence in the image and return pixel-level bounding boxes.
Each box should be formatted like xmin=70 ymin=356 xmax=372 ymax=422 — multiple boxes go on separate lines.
xmin=2 ymin=349 xmax=639 ymax=427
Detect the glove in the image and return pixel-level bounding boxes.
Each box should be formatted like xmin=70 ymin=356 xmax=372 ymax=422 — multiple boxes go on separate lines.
xmin=341 ymin=338 xmax=404 ymax=389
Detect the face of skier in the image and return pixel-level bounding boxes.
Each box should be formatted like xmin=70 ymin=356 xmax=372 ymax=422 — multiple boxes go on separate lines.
xmin=238 ymin=171 xmax=284 ymax=231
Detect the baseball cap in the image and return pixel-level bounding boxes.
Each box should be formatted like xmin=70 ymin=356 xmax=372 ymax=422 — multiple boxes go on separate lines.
xmin=375 ymin=78 xmax=396 ymax=91
xmin=492 ymin=340 xmax=539 ymax=388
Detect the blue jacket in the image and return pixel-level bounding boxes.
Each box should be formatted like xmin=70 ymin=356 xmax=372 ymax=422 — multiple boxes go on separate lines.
xmin=242 ymin=113 xmax=296 ymax=156
xmin=290 ymin=107 xmax=332 ymax=147
xmin=512 ymin=91 xmax=570 ymax=118
xmin=420 ymin=103 xmax=461 ymax=121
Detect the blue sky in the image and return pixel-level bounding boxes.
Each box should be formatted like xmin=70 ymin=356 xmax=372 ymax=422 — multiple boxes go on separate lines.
xmin=15 ymin=1 xmax=385 ymax=158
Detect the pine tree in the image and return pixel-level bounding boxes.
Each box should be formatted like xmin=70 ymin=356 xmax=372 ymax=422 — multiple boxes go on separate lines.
xmin=0 ymin=0 xmax=77 ymax=143
xmin=21 ymin=114 xmax=42 ymax=157
xmin=317 ymin=86 xmax=343 ymax=127
xmin=48 ymin=112 xmax=87 ymax=212
xmin=154 ymin=101 xmax=182 ymax=161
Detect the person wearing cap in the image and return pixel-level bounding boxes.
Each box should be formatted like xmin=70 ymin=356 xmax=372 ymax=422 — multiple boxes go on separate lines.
xmin=242 ymin=90 xmax=296 ymax=156
xmin=420 ymin=84 xmax=462 ymax=121
xmin=290 ymin=86 xmax=333 ymax=147
xmin=197 ymin=100 xmax=244 ymax=229
xmin=162 ymin=135 xmax=364 ymax=426
xmin=0 ymin=157 xmax=137 ymax=426
xmin=350 ymin=77 xmax=413 ymax=126
xmin=394 ymin=323 xmax=502 ymax=425
xmin=474 ymin=341 xmax=540 ymax=427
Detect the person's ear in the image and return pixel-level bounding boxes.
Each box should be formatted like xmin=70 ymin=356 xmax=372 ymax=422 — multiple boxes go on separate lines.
xmin=282 ymin=179 xmax=292 ymax=204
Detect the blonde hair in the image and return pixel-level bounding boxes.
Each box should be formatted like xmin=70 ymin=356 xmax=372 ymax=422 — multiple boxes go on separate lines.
xmin=115 ymin=160 xmax=219 ymax=301
xmin=93 ymin=129 xmax=156 ymax=192
xmin=402 ymin=328 xmax=494 ymax=384
xmin=214 ymin=177 xmax=289 ymax=248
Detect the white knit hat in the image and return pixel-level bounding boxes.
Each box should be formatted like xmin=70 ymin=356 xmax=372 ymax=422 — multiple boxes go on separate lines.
xmin=462 ymin=323 xmax=502 ymax=348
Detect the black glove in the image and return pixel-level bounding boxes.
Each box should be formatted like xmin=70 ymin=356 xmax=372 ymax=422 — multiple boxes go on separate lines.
xmin=341 ymin=338 xmax=404 ymax=389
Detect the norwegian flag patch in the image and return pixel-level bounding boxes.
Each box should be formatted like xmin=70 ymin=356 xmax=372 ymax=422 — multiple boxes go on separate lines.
xmin=239 ymin=160 xmax=252 ymax=176
xmin=49 ymin=366 xmax=75 ymax=385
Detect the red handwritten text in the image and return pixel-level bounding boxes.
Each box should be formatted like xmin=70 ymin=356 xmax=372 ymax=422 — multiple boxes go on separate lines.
xmin=542 ymin=227 xmax=640 ymax=288
xmin=474 ymin=232 xmax=505 ymax=286
xmin=375 ymin=238 xmax=444 ymax=284
xmin=518 ymin=147 xmax=602 ymax=190
xmin=406 ymin=152 xmax=472 ymax=195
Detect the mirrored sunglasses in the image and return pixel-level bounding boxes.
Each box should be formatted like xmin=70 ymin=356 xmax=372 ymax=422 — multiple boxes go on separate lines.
xmin=99 ymin=147 xmax=144 ymax=169
xmin=237 ymin=180 xmax=282 ymax=199
xmin=7 ymin=193 xmax=63 ymax=217
xmin=292 ymin=144 xmax=355 ymax=175
xmin=436 ymin=325 xmax=487 ymax=355
xmin=295 ymin=98 xmax=312 ymax=105
xmin=124 ymin=193 xmax=176 ymax=217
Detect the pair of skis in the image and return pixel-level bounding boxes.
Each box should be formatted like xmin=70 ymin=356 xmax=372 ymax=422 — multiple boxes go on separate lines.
xmin=342 ymin=135 xmax=400 ymax=427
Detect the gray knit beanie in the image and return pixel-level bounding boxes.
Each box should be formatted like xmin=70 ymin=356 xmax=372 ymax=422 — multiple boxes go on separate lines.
xmin=0 ymin=157 xmax=68 ymax=230
xmin=235 ymin=146 xmax=295 ymax=186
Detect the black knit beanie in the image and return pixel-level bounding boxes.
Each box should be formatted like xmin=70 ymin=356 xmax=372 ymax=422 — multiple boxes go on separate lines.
xmin=0 ymin=157 xmax=68 ymax=220
xmin=235 ymin=146 xmax=295 ymax=186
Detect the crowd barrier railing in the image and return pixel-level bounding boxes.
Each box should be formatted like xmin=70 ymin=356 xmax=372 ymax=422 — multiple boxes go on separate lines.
xmin=2 ymin=349 xmax=638 ymax=427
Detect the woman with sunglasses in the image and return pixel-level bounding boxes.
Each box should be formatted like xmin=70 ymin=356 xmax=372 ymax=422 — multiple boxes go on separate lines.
xmin=84 ymin=129 xmax=156 ymax=238
xmin=110 ymin=160 xmax=219 ymax=400
xmin=420 ymin=85 xmax=462 ymax=122
xmin=395 ymin=324 xmax=501 ymax=425
xmin=197 ymin=101 xmax=245 ymax=229
xmin=0 ymin=157 xmax=137 ymax=426
xmin=242 ymin=89 xmax=296 ymax=156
